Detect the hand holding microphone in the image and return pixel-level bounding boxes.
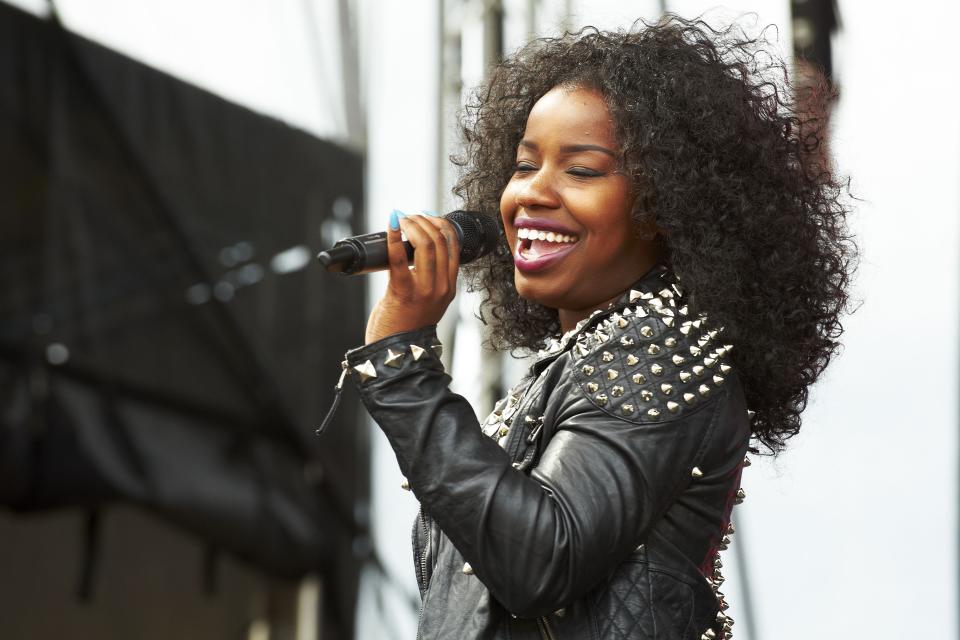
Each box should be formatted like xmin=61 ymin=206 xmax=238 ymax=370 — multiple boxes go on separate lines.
xmin=316 ymin=210 xmax=499 ymax=344
xmin=316 ymin=209 xmax=499 ymax=275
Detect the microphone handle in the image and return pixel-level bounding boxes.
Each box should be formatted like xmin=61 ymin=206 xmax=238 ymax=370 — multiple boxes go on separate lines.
xmin=316 ymin=231 xmax=412 ymax=275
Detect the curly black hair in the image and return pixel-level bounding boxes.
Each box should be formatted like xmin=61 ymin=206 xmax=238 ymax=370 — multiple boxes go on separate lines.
xmin=453 ymin=14 xmax=858 ymax=454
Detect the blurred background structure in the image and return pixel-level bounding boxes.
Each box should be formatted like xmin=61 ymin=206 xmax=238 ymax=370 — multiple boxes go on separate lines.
xmin=0 ymin=1 xmax=957 ymax=639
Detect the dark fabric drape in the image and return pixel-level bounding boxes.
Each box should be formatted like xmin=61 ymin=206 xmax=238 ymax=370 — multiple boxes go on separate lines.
xmin=0 ymin=3 xmax=367 ymax=637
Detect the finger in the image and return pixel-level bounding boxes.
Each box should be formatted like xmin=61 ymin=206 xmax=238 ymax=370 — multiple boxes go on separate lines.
xmin=386 ymin=209 xmax=413 ymax=289
xmin=415 ymin=214 xmax=453 ymax=297
xmin=400 ymin=214 xmax=444 ymax=294
xmin=420 ymin=214 xmax=460 ymax=294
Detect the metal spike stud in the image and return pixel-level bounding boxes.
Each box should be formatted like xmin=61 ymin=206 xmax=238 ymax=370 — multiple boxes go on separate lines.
xmin=692 ymin=365 xmax=705 ymax=376
xmin=679 ymin=371 xmax=692 ymax=383
xmin=462 ymin=562 xmax=474 ymax=575
xmin=663 ymin=317 xmax=675 ymax=327
xmin=606 ymin=369 xmax=619 ymax=380
xmin=640 ymin=389 xmax=654 ymax=402
xmin=720 ymin=363 xmax=731 ymax=374
xmin=704 ymin=356 xmax=717 ymax=367
xmin=602 ymin=351 xmax=615 ymax=362
xmin=626 ymin=354 xmax=639 ymax=366
xmin=629 ymin=289 xmax=643 ymax=302
xmin=620 ymin=336 xmax=635 ymax=347
xmin=384 ymin=348 xmax=406 ymax=368
xmin=640 ymin=325 xmax=654 ymax=338
xmin=647 ymin=408 xmax=661 ymax=417
xmin=661 ymin=382 xmax=674 ymax=395
xmin=664 ymin=336 xmax=677 ymax=347
xmin=618 ymin=317 xmax=629 ymax=329
xmin=582 ymin=364 xmax=595 ymax=376
xmin=587 ymin=382 xmax=599 ymax=393
xmin=672 ymin=354 xmax=686 ymax=366
xmin=431 ymin=343 xmax=443 ymax=358
xmin=713 ymin=374 xmax=725 ymax=385
xmin=650 ymin=363 xmax=664 ymax=376
xmin=667 ymin=401 xmax=680 ymax=413
xmin=632 ymin=372 xmax=646 ymax=384
xmin=595 ymin=393 xmax=608 ymax=407
xmin=679 ymin=324 xmax=692 ymax=335
xmin=621 ymin=404 xmax=635 ymax=416
xmin=691 ymin=466 xmax=704 ymax=478
xmin=611 ymin=385 xmax=625 ymax=397
xmin=743 ymin=457 xmax=752 ymax=467
xmin=410 ymin=344 xmax=427 ymax=361
xmin=702 ymin=629 xmax=716 ymax=639
xmin=353 ymin=360 xmax=378 ymax=382
xmin=647 ymin=343 xmax=661 ymax=355
xmin=401 ymin=478 xmax=411 ymax=490
xmin=699 ymin=384 xmax=711 ymax=397
xmin=684 ymin=392 xmax=696 ymax=404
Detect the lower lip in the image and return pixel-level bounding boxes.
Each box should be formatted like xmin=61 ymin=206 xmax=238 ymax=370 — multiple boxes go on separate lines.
xmin=513 ymin=239 xmax=578 ymax=273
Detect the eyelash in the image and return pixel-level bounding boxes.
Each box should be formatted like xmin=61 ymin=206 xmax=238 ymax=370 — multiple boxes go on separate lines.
xmin=513 ymin=163 xmax=602 ymax=178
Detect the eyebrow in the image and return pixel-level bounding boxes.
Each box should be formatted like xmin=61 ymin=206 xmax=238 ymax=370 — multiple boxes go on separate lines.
xmin=519 ymin=139 xmax=617 ymax=158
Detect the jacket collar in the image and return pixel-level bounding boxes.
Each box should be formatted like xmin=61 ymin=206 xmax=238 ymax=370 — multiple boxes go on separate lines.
xmin=534 ymin=261 xmax=683 ymax=363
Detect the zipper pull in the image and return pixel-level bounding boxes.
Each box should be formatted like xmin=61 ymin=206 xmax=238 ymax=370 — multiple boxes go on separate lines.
xmin=316 ymin=359 xmax=349 ymax=436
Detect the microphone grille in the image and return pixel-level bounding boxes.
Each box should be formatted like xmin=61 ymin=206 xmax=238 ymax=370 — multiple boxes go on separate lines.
xmin=447 ymin=210 xmax=500 ymax=264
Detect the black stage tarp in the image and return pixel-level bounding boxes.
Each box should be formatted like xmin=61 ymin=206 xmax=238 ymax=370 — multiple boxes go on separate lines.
xmin=0 ymin=3 xmax=367 ymax=637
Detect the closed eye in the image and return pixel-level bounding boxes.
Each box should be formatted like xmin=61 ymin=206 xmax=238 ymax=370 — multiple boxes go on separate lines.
xmin=567 ymin=167 xmax=603 ymax=178
xmin=514 ymin=162 xmax=536 ymax=173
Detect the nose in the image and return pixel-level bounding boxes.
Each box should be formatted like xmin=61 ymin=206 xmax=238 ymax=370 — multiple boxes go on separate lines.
xmin=515 ymin=167 xmax=561 ymax=210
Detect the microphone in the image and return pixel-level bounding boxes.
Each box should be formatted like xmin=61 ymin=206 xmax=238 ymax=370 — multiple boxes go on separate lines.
xmin=316 ymin=210 xmax=500 ymax=275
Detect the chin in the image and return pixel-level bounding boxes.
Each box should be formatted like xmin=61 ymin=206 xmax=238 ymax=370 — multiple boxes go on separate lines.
xmin=513 ymin=273 xmax=566 ymax=310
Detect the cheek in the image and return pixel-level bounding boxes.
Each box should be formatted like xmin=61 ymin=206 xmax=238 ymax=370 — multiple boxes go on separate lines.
xmin=499 ymin=182 xmax=515 ymax=216
xmin=498 ymin=185 xmax=515 ymax=248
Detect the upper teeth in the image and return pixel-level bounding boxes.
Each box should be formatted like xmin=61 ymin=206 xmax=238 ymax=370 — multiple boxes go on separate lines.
xmin=518 ymin=228 xmax=578 ymax=243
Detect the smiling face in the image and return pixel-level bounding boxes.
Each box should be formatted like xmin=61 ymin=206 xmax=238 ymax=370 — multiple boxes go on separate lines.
xmin=499 ymin=84 xmax=661 ymax=331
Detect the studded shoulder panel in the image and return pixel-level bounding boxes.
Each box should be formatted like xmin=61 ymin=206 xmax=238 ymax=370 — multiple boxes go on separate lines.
xmin=570 ymin=285 xmax=734 ymax=424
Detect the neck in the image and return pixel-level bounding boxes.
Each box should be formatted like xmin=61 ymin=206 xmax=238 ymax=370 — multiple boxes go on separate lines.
xmin=557 ymin=292 xmax=624 ymax=334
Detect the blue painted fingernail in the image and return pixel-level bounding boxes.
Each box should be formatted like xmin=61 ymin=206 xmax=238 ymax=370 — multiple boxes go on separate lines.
xmin=421 ymin=210 xmax=439 ymax=217
xmin=390 ymin=209 xmax=401 ymax=230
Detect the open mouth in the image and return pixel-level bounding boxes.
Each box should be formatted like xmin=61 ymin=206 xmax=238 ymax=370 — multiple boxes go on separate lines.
xmin=514 ymin=229 xmax=580 ymax=273
xmin=517 ymin=229 xmax=579 ymax=259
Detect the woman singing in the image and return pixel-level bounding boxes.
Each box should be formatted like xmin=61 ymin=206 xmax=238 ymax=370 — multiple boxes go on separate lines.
xmin=342 ymin=15 xmax=855 ymax=640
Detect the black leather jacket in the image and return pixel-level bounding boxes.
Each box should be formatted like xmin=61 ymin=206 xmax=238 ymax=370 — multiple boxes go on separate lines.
xmin=344 ymin=263 xmax=751 ymax=639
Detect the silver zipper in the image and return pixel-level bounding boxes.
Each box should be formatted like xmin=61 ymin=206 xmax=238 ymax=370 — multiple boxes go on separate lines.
xmin=419 ymin=511 xmax=431 ymax=589
xmin=414 ymin=511 xmax=431 ymax=640
xmin=537 ymin=617 xmax=556 ymax=640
